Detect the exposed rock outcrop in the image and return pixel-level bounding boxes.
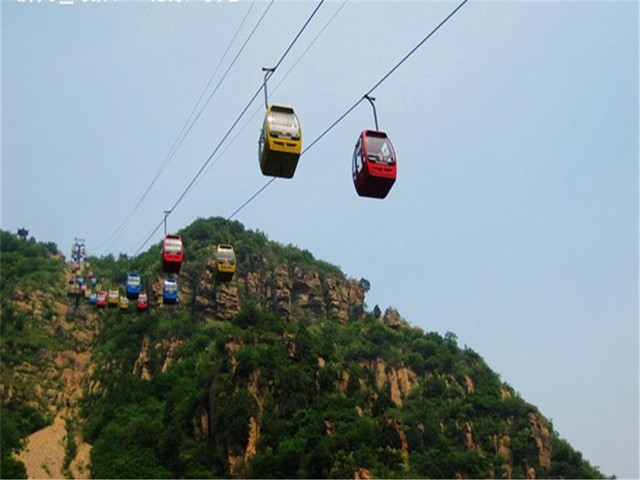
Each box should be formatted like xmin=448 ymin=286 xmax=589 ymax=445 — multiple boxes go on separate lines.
xmin=191 ymin=258 xmax=365 ymax=324
xmin=354 ymin=467 xmax=373 ymax=479
xmin=529 ymin=412 xmax=553 ymax=469
xmin=381 ymin=306 xmax=410 ymax=329
xmin=370 ymin=358 xmax=419 ymax=407
xmin=133 ymin=336 xmax=183 ymax=379
xmin=495 ymin=433 xmax=513 ymax=478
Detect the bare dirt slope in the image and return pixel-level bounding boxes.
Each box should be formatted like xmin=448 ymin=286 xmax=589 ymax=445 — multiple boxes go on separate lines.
xmin=16 ymin=411 xmax=91 ymax=479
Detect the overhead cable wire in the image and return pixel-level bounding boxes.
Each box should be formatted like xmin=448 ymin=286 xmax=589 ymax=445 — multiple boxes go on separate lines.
xmin=169 ymin=0 xmax=274 ymax=159
xmin=227 ymin=177 xmax=277 ymax=220
xmin=132 ymin=0 xmax=327 ymax=257
xmin=305 ymin=0 xmax=470 ymax=155
xmin=192 ymin=0 xmax=349 ymax=192
xmin=97 ymin=0 xmax=259 ymax=253
xmin=271 ymin=0 xmax=326 ymax=72
xmin=226 ymin=0 xmax=470 ymax=221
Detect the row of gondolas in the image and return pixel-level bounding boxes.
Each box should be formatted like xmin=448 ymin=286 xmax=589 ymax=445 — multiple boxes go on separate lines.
xmin=79 ymin=238 xmax=235 ymax=311
xmin=259 ymin=85 xmax=397 ymax=199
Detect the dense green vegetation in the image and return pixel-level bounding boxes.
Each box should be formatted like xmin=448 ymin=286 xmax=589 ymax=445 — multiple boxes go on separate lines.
xmin=0 ymin=232 xmax=62 ymax=299
xmin=0 ymin=222 xmax=609 ymax=479
xmin=0 ymin=231 xmax=62 ymax=478
xmin=1 ymin=232 xmax=67 ymax=363
xmin=80 ymin=302 xmax=607 ymax=479
xmin=1 ymin=232 xmax=64 ymax=356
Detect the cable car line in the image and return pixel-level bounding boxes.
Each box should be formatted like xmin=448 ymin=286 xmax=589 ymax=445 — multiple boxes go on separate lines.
xmin=168 ymin=0 xmax=274 ymax=163
xmin=133 ymin=217 xmax=165 ymax=257
xmin=169 ymin=0 xmax=264 ymax=163
xmin=227 ymin=177 xmax=277 ymax=221
xmin=98 ymin=0 xmax=262 ymax=253
xmin=306 ymin=0 xmax=470 ymax=157
xmin=162 ymin=0 xmax=325 ymax=215
xmin=191 ymin=0 xmax=348 ymax=194
xmin=151 ymin=0 xmax=278 ymax=217
xmin=224 ymin=0 xmax=469 ymax=220
xmin=271 ymin=0 xmax=326 ymax=73
xmin=132 ymin=0 xmax=327 ymax=257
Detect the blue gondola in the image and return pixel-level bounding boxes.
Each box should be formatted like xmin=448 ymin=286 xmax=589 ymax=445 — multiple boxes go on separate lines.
xmin=88 ymin=291 xmax=98 ymax=305
xmin=163 ymin=278 xmax=178 ymax=305
xmin=125 ymin=272 xmax=142 ymax=299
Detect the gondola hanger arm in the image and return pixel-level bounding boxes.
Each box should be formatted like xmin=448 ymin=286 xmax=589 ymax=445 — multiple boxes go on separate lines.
xmin=364 ymin=95 xmax=379 ymax=130
xmin=163 ymin=210 xmax=172 ymax=236
xmin=262 ymin=67 xmax=275 ymax=109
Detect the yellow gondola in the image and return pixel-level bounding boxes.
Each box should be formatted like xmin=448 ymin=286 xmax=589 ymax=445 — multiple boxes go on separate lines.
xmin=214 ymin=244 xmax=236 ymax=282
xmin=119 ymin=296 xmax=129 ymax=311
xmin=108 ymin=288 xmax=119 ymax=307
xmin=259 ymin=104 xmax=302 ymax=178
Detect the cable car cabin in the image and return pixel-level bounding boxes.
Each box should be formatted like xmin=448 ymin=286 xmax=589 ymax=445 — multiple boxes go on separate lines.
xmin=97 ymin=291 xmax=107 ymax=308
xmin=136 ymin=292 xmax=148 ymax=312
xmin=108 ymin=288 xmax=119 ymax=307
xmin=162 ymin=234 xmax=184 ymax=273
xmin=119 ymin=296 xmax=129 ymax=311
xmin=125 ymin=272 xmax=142 ymax=299
xmin=163 ymin=278 xmax=179 ymax=305
xmin=259 ymin=105 xmax=302 ymax=178
xmin=352 ymin=130 xmax=397 ymax=199
xmin=214 ymin=244 xmax=236 ymax=282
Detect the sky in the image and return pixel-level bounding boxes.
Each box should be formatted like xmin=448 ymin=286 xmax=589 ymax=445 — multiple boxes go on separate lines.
xmin=2 ymin=0 xmax=638 ymax=477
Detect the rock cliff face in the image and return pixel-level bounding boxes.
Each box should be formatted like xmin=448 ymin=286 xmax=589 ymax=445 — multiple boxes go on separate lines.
xmin=186 ymin=256 xmax=365 ymax=324
xmin=529 ymin=412 xmax=553 ymax=469
xmin=205 ymin=346 xmax=559 ymax=479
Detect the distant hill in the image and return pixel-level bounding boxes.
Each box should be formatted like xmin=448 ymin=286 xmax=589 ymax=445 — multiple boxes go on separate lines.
xmin=0 ymin=220 xmax=610 ymax=479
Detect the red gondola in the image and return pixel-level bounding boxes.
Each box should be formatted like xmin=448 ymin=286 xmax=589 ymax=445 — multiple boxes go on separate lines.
xmin=352 ymin=129 xmax=397 ymax=199
xmin=162 ymin=234 xmax=184 ymax=273
xmin=136 ymin=292 xmax=148 ymax=312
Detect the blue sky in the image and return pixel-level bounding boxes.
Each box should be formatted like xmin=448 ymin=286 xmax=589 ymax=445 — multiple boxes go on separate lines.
xmin=2 ymin=0 xmax=638 ymax=477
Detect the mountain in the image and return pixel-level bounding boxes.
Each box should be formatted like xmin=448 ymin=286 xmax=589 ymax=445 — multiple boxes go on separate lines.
xmin=0 ymin=219 xmax=610 ymax=479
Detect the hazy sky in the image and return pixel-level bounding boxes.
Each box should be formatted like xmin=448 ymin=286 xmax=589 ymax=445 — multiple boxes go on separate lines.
xmin=2 ymin=0 xmax=638 ymax=477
